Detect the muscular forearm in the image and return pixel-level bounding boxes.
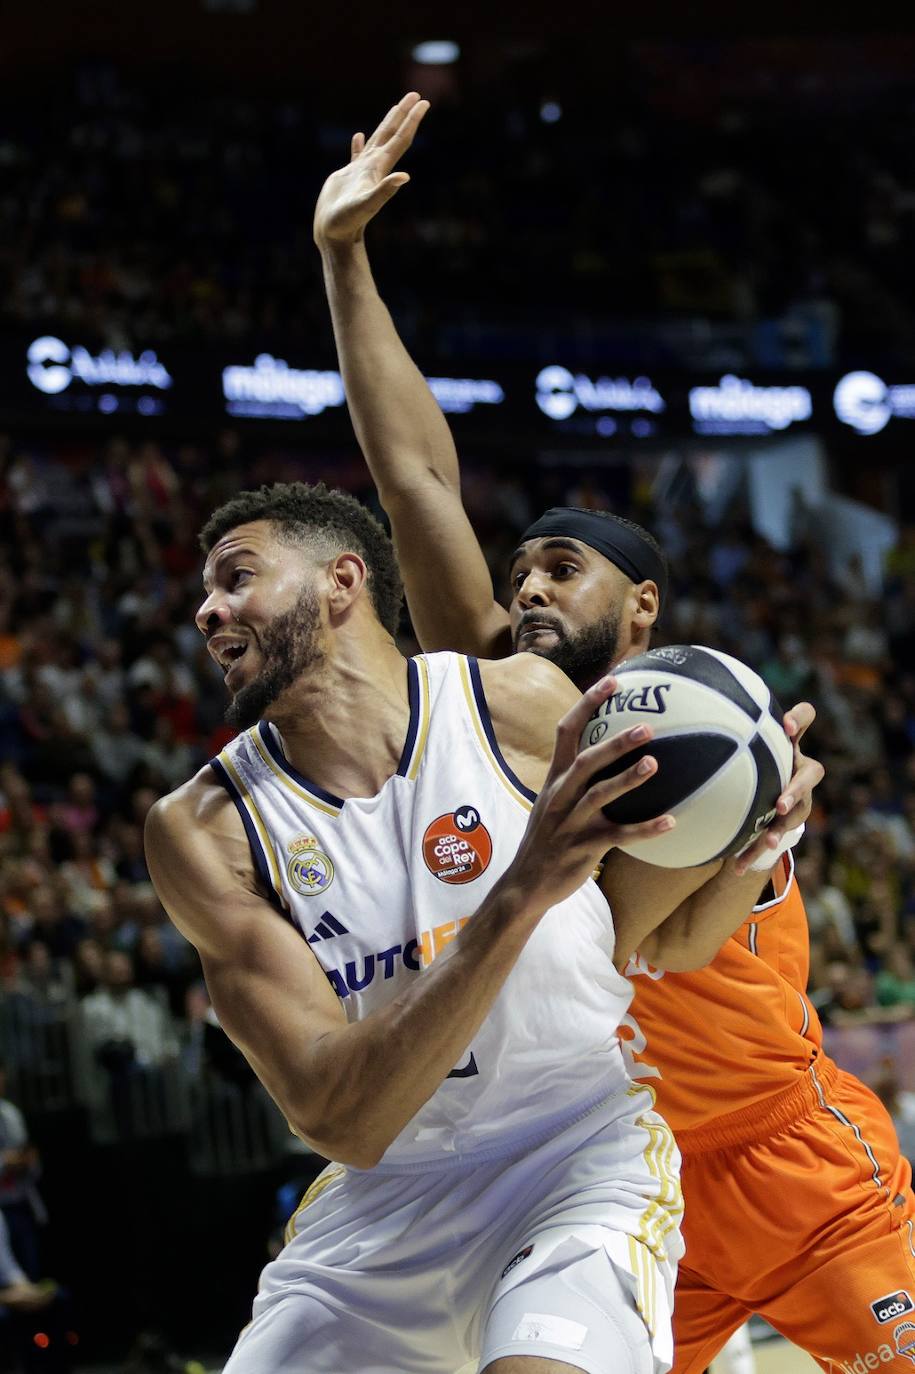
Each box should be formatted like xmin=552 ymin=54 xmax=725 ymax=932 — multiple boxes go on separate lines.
xmin=639 ymin=861 xmax=769 ymax=971
xmin=321 ymin=240 xmax=460 ymax=499
xmin=320 ymin=238 xmax=508 ymax=655
xmin=285 ymin=876 xmax=543 ymax=1167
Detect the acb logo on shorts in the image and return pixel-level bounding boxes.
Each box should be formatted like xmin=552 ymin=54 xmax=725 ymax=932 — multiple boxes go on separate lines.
xmin=868 ymin=1291 xmax=912 ymax=1324
xmin=422 ymin=805 xmax=492 ymax=884
xmin=871 ymin=1290 xmax=914 ymax=1324
xmin=287 ymin=835 xmax=335 ymax=895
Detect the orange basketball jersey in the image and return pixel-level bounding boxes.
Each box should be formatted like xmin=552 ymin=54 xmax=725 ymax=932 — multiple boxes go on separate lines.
xmin=623 ymin=854 xmax=825 ymax=1141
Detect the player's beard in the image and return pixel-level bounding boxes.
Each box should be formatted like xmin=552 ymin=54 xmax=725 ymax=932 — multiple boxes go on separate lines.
xmin=519 ymin=608 xmax=623 ymax=688
xmin=225 ymin=586 xmax=324 ymax=729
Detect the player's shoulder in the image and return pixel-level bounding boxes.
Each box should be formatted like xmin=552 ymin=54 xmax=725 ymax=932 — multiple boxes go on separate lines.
xmin=144 ymin=764 xmax=257 ymax=951
xmin=476 ymin=652 xmax=580 ymax=713
xmin=476 ymin=654 xmax=581 ymax=764
xmin=145 ymin=765 xmax=231 ymax=852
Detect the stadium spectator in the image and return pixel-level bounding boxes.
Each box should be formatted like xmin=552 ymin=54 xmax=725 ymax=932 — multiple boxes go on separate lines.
xmin=0 ymin=1057 xmax=46 ymax=1281
xmin=874 ymin=1058 xmax=915 ymax=1165
xmin=81 ymin=949 xmax=177 ymax=1070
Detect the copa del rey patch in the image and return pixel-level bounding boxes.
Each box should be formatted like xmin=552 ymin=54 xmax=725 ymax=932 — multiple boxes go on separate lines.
xmin=422 ymin=805 xmax=492 ymax=885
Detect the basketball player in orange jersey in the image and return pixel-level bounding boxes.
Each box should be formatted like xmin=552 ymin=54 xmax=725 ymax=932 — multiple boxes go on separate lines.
xmin=314 ymin=92 xmax=915 ymax=1372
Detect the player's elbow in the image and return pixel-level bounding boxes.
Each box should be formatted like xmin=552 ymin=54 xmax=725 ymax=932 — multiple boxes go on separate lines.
xmin=284 ymin=1041 xmax=399 ymax=1169
xmin=294 ymin=1116 xmax=388 ymax=1170
xmin=337 ymin=1139 xmax=387 ymax=1170
xmin=655 ymin=948 xmax=717 ymax=972
xmin=381 ymin=468 xmax=459 ymax=508
xmin=289 ymin=1092 xmax=392 ymax=1170
xmin=627 ymin=927 xmax=721 ymax=973
xmin=647 ymin=938 xmax=720 ymax=972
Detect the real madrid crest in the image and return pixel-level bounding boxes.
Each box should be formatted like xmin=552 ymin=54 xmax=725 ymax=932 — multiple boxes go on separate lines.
xmin=287 ymin=835 xmax=335 ymax=896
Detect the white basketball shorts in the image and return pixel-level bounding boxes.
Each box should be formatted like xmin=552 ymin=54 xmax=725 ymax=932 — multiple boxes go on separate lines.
xmin=223 ymin=1086 xmax=683 ymax=1374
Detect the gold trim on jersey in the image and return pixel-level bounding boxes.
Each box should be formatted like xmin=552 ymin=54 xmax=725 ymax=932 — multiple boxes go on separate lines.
xmin=284 ymin=1164 xmax=346 ymax=1244
xmin=628 ymin=1234 xmax=658 ymax=1337
xmin=405 ymin=655 xmax=432 ymax=780
xmin=458 ymin=657 xmax=533 ymax=813
xmin=245 ymin=661 xmax=430 ymax=815
xmin=249 ymin=725 xmax=343 ymax=818
xmin=218 ymin=747 xmax=286 ymax=901
xmin=626 ymin=1081 xmax=684 ymax=1269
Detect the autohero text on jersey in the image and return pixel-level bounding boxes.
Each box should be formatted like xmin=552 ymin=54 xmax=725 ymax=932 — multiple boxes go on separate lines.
xmin=322 ymin=916 xmax=473 ymax=999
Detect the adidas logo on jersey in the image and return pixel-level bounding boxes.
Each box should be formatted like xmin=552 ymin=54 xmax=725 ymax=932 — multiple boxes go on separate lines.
xmin=306 ymin=912 xmax=349 ymax=944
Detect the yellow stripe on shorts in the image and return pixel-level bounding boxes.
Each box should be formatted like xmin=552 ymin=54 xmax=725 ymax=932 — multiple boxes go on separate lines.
xmin=284 ymin=1165 xmax=346 ymax=1245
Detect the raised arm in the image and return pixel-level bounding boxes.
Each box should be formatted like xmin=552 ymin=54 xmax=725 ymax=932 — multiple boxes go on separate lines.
xmin=314 ymin=93 xmax=511 ymax=658
xmin=145 ymin=678 xmax=672 ymax=1168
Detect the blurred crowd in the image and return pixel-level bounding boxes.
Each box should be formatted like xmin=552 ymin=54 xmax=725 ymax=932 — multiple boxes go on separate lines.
xmin=0 ymin=423 xmax=914 ymax=1369
xmin=1 ymin=428 xmax=914 ymax=1064
xmin=3 ymin=25 xmax=913 ymax=1372
xmin=3 ymin=41 xmax=915 ymax=366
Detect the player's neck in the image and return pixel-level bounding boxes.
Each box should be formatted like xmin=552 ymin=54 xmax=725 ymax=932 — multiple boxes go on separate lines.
xmin=266 ymin=632 xmax=411 ymax=799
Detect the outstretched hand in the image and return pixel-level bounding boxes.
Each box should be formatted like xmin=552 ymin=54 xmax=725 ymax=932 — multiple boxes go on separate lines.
xmin=314 ymin=92 xmax=430 ymax=249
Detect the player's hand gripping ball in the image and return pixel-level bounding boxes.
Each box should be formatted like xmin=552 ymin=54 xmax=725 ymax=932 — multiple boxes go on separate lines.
xmin=581 ymin=645 xmax=793 ymax=867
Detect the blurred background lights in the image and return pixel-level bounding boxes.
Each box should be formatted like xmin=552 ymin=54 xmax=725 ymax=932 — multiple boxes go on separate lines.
xmin=539 ymin=100 xmax=562 ymax=123
xmin=411 ymin=40 xmax=460 ymax=65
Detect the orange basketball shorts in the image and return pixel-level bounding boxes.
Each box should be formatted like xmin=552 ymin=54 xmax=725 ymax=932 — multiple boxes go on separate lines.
xmin=668 ymin=1056 xmax=915 ymax=1372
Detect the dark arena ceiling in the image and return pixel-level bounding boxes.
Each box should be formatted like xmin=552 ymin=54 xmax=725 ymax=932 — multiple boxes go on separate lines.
xmin=5 ymin=0 xmax=915 ymax=97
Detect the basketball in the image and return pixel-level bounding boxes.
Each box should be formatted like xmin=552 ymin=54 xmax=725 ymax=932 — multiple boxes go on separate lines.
xmin=581 ymin=645 xmax=794 ymax=868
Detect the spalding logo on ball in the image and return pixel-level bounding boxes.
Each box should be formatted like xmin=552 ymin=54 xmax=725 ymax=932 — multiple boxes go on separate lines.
xmin=581 ymin=645 xmax=794 ymax=868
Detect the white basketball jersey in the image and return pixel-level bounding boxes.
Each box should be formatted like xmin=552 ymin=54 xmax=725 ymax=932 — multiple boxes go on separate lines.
xmin=212 ymin=652 xmax=637 ymax=1166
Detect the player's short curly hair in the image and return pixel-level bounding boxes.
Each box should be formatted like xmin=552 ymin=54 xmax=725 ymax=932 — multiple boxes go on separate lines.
xmin=199 ymin=481 xmax=404 ymax=636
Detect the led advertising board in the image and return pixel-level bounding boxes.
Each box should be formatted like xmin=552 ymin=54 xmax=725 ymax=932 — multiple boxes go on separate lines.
xmin=0 ymin=333 xmax=910 ymax=443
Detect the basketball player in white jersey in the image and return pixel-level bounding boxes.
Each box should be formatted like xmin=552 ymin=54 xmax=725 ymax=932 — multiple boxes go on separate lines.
xmin=145 ymin=482 xmax=782 ymax=1374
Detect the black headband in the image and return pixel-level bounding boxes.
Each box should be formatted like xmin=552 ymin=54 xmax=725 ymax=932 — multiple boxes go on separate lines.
xmin=518 ymin=507 xmax=667 ymax=610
